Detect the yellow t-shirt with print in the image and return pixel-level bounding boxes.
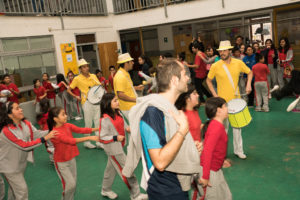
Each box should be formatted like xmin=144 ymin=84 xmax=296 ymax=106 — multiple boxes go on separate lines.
xmin=208 ymin=58 xmax=251 ymax=102
xmin=69 ymin=73 xmax=100 ymax=104
xmin=113 ymin=67 xmax=136 ymax=111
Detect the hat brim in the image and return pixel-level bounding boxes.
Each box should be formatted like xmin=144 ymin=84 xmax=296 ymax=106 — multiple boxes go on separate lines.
xmin=78 ymin=62 xmax=89 ymax=67
xmin=217 ymin=46 xmax=234 ymax=51
xmin=117 ymin=57 xmax=134 ymax=64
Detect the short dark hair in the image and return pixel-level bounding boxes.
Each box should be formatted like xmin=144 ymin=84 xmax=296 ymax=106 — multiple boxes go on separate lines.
xmin=109 ymin=65 xmax=115 ymax=71
xmin=163 ymin=52 xmax=173 ymax=58
xmin=232 ymin=46 xmax=241 ymax=53
xmin=245 ymin=45 xmax=253 ymax=55
xmin=178 ymin=52 xmax=186 ymax=61
xmin=3 ymin=74 xmax=10 ymax=79
xmin=156 ymin=58 xmax=182 ymax=93
xmin=95 ymin=69 xmax=102 ymax=74
xmin=255 ymin=53 xmax=264 ymax=63
xmin=236 ymin=35 xmax=244 ymax=40
xmin=192 ymin=41 xmax=204 ymax=52
xmin=33 ymin=79 xmax=40 ymax=88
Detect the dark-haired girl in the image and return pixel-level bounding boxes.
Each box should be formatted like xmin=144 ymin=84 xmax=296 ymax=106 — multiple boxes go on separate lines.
xmin=36 ymin=98 xmax=55 ymax=162
xmin=278 ymin=37 xmax=294 ymax=87
xmin=33 ymin=79 xmax=47 ymax=113
xmin=42 ymin=73 xmax=56 ymax=107
xmin=47 ymin=107 xmax=99 ymax=200
xmin=66 ymin=71 xmax=83 ymax=120
xmin=199 ymin=97 xmax=232 ymax=200
xmin=55 ymin=74 xmax=70 ymax=119
xmin=261 ymin=39 xmax=278 ymax=91
xmin=99 ymin=93 xmax=146 ymax=200
xmin=0 ymin=102 xmax=57 ymax=200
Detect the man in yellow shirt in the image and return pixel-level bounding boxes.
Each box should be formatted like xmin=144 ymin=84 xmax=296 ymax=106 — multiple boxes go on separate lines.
xmin=68 ymin=58 xmax=102 ymax=149
xmin=206 ymin=41 xmax=253 ymax=159
xmin=113 ymin=53 xmax=144 ymax=123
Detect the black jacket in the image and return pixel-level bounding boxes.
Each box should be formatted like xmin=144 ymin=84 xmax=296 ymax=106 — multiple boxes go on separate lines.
xmin=261 ymin=48 xmax=278 ymax=69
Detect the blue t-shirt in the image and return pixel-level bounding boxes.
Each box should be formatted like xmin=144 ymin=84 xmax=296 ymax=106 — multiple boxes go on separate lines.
xmin=243 ymin=54 xmax=256 ymax=78
xmin=140 ymin=106 xmax=188 ymax=200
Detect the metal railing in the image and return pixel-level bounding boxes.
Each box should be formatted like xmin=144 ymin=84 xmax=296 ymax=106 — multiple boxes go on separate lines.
xmin=0 ymin=0 xmax=107 ymax=16
xmin=113 ymin=0 xmax=192 ymax=14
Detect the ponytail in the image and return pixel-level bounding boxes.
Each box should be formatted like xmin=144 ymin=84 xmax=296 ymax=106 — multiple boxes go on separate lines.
xmin=47 ymin=107 xmax=63 ymax=131
xmin=201 ymin=119 xmax=211 ymax=140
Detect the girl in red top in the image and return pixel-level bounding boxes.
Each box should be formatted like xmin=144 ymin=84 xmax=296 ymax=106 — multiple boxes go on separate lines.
xmin=108 ymin=66 xmax=116 ymax=92
xmin=199 ymin=97 xmax=232 ymax=200
xmin=33 ymin=79 xmax=47 ymax=113
xmin=99 ymin=93 xmax=146 ymax=200
xmin=175 ymin=84 xmax=203 ymax=200
xmin=175 ymin=84 xmax=202 ymax=142
xmin=3 ymin=74 xmax=20 ymax=104
xmin=278 ymin=37 xmax=294 ymax=85
xmin=55 ymin=74 xmax=70 ymax=119
xmin=66 ymin=71 xmax=83 ymax=120
xmin=42 ymin=73 xmax=56 ymax=107
xmin=47 ymin=107 xmax=99 ymax=200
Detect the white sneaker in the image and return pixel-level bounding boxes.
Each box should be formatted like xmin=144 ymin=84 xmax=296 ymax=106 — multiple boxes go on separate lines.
xmin=131 ymin=193 xmax=148 ymax=200
xmin=84 ymin=142 xmax=96 ymax=149
xmin=75 ymin=116 xmax=82 ymax=121
xmin=101 ymin=190 xmax=118 ymax=199
xmin=235 ymin=153 xmax=247 ymax=159
xmin=96 ymin=142 xmax=104 ymax=149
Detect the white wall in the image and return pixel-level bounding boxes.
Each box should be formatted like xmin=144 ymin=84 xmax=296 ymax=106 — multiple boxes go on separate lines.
xmin=157 ymin=25 xmax=174 ymax=51
xmin=111 ymin=0 xmax=300 ymax=30
xmin=0 ymin=16 xmax=120 ymax=74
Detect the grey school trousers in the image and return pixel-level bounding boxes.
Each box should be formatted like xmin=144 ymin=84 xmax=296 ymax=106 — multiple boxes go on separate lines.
xmin=196 ymin=167 xmax=232 ymax=200
xmin=54 ymin=158 xmax=77 ymax=200
xmin=82 ymin=100 xmax=100 ymax=137
xmin=2 ymin=169 xmax=28 ymax=200
xmin=224 ymin=119 xmax=244 ymax=155
xmin=102 ymin=153 xmax=140 ymax=199
xmin=255 ymin=82 xmax=269 ymax=110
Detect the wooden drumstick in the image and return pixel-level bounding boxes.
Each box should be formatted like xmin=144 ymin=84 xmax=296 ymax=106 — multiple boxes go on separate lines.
xmin=93 ymin=85 xmax=102 ymax=94
xmin=287 ymin=96 xmax=300 ymax=112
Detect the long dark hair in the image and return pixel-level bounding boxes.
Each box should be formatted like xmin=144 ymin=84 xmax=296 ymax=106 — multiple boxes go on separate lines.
xmin=175 ymin=84 xmax=199 ymax=111
xmin=100 ymin=93 xmax=120 ymax=119
xmin=47 ymin=107 xmax=63 ymax=131
xmin=56 ymin=73 xmax=67 ymax=85
xmin=278 ymin=37 xmax=290 ymax=54
xmin=265 ymin=39 xmax=275 ymax=50
xmin=201 ymin=97 xmax=227 ymax=139
xmin=139 ymin=54 xmax=153 ymax=68
xmin=0 ymin=102 xmax=15 ymax=131
xmin=36 ymin=98 xmax=50 ymax=122
xmin=178 ymin=52 xmax=186 ymax=61
xmin=42 ymin=73 xmax=49 ymax=81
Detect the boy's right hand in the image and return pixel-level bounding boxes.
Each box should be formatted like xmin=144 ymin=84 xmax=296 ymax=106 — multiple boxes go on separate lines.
xmin=117 ymin=135 xmax=125 ymax=142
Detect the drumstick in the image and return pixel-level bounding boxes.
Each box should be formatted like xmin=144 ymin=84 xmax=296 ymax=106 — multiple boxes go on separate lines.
xmin=93 ymin=85 xmax=102 ymax=94
xmin=287 ymin=97 xmax=300 ymax=112
xmin=270 ymin=85 xmax=279 ymax=93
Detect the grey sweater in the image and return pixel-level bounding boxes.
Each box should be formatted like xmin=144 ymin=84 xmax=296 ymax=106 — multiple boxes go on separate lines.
xmin=123 ymin=94 xmax=201 ymax=191
xmin=0 ymin=120 xmax=48 ymax=173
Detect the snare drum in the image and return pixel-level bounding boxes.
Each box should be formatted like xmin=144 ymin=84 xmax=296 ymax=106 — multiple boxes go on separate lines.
xmin=227 ymin=98 xmax=252 ymax=128
xmin=87 ymin=85 xmax=106 ymax=104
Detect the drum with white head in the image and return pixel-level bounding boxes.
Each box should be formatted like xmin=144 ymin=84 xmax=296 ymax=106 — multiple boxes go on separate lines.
xmin=227 ymin=98 xmax=252 ymax=128
xmin=87 ymin=85 xmax=106 ymax=104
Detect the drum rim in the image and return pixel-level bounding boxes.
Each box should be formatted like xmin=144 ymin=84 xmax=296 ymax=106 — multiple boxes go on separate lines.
xmin=230 ymin=117 xmax=252 ymax=128
xmin=227 ymin=99 xmax=247 ymax=114
xmin=87 ymin=85 xmax=105 ymax=104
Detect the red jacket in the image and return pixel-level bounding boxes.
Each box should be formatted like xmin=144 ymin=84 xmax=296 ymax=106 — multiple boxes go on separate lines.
xmin=51 ymin=123 xmax=92 ymax=162
xmin=43 ymin=81 xmax=56 ymax=99
xmin=200 ymin=120 xmax=228 ymax=180
xmin=33 ymin=86 xmax=46 ymax=102
xmin=7 ymin=83 xmax=19 ymax=103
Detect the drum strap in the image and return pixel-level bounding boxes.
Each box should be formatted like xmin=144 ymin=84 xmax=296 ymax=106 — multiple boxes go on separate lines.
xmin=222 ymin=64 xmax=238 ymax=97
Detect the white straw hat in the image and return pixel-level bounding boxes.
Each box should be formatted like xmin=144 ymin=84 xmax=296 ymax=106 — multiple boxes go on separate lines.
xmin=117 ymin=53 xmax=134 ymax=64
xmin=217 ymin=40 xmax=234 ymax=51
xmin=78 ymin=58 xmax=89 ymax=67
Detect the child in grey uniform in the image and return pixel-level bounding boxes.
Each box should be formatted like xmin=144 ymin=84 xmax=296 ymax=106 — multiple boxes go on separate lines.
xmin=99 ymin=93 xmax=147 ymax=200
xmin=0 ymin=101 xmax=57 ymax=200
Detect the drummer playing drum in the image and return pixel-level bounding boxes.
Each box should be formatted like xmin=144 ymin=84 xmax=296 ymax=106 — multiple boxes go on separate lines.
xmin=206 ymin=41 xmax=253 ymax=159
xmin=67 ymin=58 xmax=102 ymax=149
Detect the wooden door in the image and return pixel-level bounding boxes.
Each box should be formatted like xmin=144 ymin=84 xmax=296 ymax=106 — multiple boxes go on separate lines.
xmin=173 ymin=34 xmax=193 ymax=63
xmin=98 ymin=42 xmax=118 ymax=82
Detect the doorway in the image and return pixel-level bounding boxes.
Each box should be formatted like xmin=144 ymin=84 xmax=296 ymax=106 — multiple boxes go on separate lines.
xmin=75 ymin=34 xmax=100 ymax=74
